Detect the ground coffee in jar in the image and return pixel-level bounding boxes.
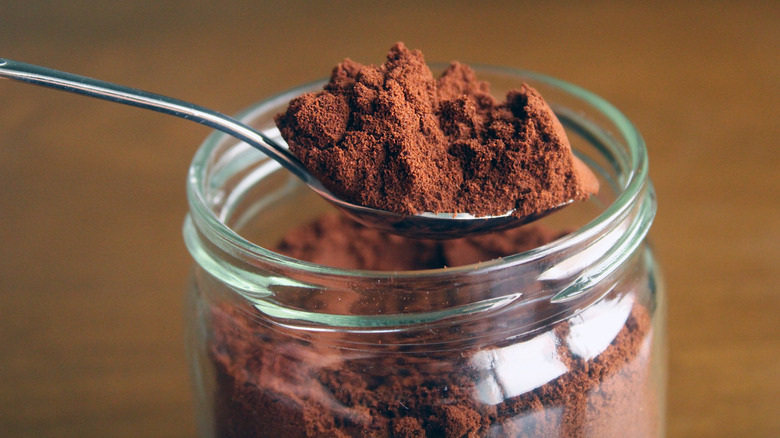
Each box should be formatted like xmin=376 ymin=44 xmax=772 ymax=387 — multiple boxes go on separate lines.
xmin=205 ymin=215 xmax=657 ymax=437
xmin=184 ymin=54 xmax=663 ymax=438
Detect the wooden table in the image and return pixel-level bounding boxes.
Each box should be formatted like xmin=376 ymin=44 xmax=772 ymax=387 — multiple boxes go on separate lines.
xmin=2 ymin=2 xmax=778 ymax=437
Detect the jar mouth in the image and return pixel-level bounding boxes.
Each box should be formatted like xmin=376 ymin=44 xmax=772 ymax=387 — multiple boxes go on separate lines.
xmin=186 ymin=65 xmax=651 ymax=282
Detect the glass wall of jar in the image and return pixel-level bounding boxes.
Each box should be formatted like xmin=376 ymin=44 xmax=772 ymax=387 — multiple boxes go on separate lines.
xmin=183 ymin=67 xmax=665 ymax=438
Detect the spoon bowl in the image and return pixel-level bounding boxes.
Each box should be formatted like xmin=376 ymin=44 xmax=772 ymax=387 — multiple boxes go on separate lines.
xmin=323 ymin=192 xmax=571 ymax=239
xmin=0 ymin=58 xmax=564 ymax=239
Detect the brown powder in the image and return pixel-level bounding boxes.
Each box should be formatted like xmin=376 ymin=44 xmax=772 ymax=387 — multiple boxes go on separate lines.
xmin=275 ymin=213 xmax=565 ymax=270
xmin=207 ymin=215 xmax=658 ymax=437
xmin=275 ymin=42 xmax=598 ymax=218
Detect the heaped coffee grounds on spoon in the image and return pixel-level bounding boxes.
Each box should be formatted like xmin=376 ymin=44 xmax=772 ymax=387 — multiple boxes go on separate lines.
xmin=275 ymin=42 xmax=598 ymax=218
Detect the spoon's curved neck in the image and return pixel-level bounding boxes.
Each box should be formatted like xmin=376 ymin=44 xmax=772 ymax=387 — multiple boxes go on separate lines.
xmin=0 ymin=58 xmax=312 ymax=183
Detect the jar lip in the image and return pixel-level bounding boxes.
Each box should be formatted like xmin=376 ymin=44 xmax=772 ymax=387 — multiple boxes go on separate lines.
xmin=186 ymin=65 xmax=649 ymax=280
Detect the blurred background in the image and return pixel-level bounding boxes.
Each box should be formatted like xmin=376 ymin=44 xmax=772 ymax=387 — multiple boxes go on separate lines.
xmin=1 ymin=1 xmax=778 ymax=437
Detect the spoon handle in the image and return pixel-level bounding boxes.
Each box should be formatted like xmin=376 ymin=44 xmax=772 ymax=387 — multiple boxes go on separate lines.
xmin=0 ymin=57 xmax=311 ymax=182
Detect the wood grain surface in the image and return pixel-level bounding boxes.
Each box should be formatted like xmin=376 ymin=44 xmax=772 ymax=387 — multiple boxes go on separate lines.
xmin=1 ymin=1 xmax=778 ymax=437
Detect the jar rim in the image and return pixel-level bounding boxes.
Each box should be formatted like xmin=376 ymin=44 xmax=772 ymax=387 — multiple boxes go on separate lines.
xmin=186 ymin=65 xmax=650 ymax=281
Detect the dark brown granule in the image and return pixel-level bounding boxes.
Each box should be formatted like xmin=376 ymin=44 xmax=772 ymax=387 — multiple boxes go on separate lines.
xmin=275 ymin=42 xmax=598 ymax=218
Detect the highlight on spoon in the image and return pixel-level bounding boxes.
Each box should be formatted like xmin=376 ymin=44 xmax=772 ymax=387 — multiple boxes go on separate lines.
xmin=325 ymin=197 xmax=574 ymax=240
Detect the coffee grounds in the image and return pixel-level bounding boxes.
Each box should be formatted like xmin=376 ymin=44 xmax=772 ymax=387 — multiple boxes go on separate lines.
xmin=274 ymin=213 xmax=565 ymax=270
xmin=275 ymin=42 xmax=599 ymax=218
xmin=207 ymin=215 xmax=657 ymax=437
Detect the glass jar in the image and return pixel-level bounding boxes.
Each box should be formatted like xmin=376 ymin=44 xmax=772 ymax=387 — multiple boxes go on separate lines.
xmin=183 ymin=67 xmax=665 ymax=437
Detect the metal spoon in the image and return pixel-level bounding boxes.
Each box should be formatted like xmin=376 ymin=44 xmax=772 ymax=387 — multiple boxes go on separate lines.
xmin=0 ymin=58 xmax=567 ymax=239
